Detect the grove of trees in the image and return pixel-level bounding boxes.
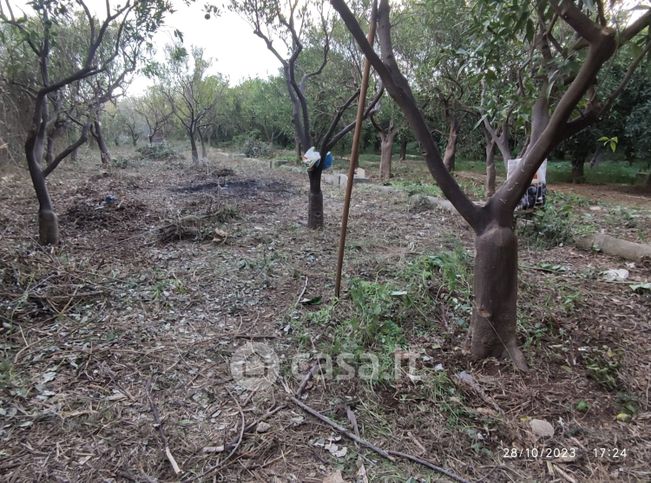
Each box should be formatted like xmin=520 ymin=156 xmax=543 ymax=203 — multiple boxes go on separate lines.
xmin=1 ymin=0 xmax=650 ymax=369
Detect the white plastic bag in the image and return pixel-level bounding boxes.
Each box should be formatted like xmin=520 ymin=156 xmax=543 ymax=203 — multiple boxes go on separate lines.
xmin=302 ymin=146 xmax=320 ymax=170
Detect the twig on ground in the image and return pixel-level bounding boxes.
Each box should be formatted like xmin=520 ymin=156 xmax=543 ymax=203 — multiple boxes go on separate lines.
xmin=146 ymin=381 xmax=182 ymax=475
xmin=291 ymin=396 xmax=393 ymax=459
xmin=290 ymin=396 xmax=469 ymax=483
xmin=183 ymin=388 xmax=245 ymax=482
xmin=296 ymin=360 xmax=323 ymax=397
xmin=234 ymin=334 xmax=278 ymax=340
xmin=224 ymin=404 xmax=286 ymax=451
xmin=295 ymin=276 xmax=308 ymax=306
xmin=346 ymin=405 xmax=360 ymax=439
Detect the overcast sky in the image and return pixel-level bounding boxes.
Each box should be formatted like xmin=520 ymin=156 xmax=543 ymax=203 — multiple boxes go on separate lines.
xmin=8 ymin=0 xmax=283 ymax=94
xmin=128 ymin=0 xmax=282 ymax=94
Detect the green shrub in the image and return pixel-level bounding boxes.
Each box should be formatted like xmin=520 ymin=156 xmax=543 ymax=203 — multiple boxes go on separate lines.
xmin=517 ymin=193 xmax=589 ymax=248
xmin=136 ymin=143 xmax=182 ymax=161
xmin=111 ymin=157 xmax=129 ymax=169
xmin=242 ymin=138 xmax=272 ymax=158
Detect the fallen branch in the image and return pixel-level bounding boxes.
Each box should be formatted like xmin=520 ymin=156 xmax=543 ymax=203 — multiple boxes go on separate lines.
xmin=290 ymin=396 xmax=469 ymax=483
xmin=575 ymin=234 xmax=651 ymax=262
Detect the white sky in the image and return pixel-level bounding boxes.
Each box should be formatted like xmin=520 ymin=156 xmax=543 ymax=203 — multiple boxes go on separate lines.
xmin=128 ymin=0 xmax=282 ymax=94
xmin=7 ymin=0 xmax=282 ymax=94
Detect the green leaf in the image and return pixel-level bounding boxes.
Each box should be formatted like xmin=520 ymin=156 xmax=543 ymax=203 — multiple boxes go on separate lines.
xmin=525 ymin=19 xmax=535 ymax=43
xmin=576 ymin=400 xmax=590 ymax=412
xmin=631 ymin=282 xmax=651 ymax=294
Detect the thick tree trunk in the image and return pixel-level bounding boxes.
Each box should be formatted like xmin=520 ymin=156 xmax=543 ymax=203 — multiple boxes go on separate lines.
xmin=470 ymin=221 xmax=527 ymax=371
xmin=485 ymin=139 xmax=496 ymax=198
xmin=189 ymin=131 xmax=199 ymax=164
xmin=307 ymin=167 xmax=324 ymax=229
xmin=92 ymin=121 xmax=111 ymax=165
xmin=379 ymin=131 xmax=395 ymax=181
xmin=399 ymin=137 xmax=407 ymax=161
xmin=443 ymin=118 xmax=459 ymax=172
xmin=571 ymin=157 xmax=585 ymax=183
xmin=25 ymin=133 xmax=59 ymax=245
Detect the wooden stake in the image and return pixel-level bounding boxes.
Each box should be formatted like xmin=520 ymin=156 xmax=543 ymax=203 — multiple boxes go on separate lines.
xmin=334 ymin=1 xmax=377 ymax=298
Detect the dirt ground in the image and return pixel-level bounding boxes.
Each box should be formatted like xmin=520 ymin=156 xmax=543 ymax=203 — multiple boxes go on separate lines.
xmin=1 ymin=150 xmax=650 ymax=482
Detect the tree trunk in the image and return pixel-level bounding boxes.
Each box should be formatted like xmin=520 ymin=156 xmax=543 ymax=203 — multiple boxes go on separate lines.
xmin=470 ymin=221 xmax=527 ymax=371
xmin=25 ymin=133 xmax=59 ymax=245
xmin=92 ymin=121 xmax=111 ymax=165
xmin=307 ymin=167 xmax=324 ymax=229
xmin=443 ymin=118 xmax=459 ymax=172
xmin=45 ymin=135 xmax=55 ymax=166
xmin=571 ymin=157 xmax=585 ymax=183
xmin=399 ymin=137 xmax=407 ymax=161
xmin=379 ymin=130 xmax=395 ymax=181
xmin=199 ymin=130 xmax=207 ymax=160
xmin=189 ymin=131 xmax=199 ymax=163
xmin=485 ymin=139 xmax=496 ymax=198
xmin=295 ymin=139 xmax=302 ymax=162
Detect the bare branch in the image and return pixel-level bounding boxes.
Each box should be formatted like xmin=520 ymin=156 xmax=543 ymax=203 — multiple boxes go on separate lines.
xmin=326 ymin=83 xmax=384 ymax=152
xmin=331 ymin=0 xmax=481 ymax=229
xmin=43 ymin=124 xmax=89 ymax=177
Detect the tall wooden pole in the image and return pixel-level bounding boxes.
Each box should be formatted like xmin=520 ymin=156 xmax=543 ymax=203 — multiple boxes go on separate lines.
xmin=334 ymin=1 xmax=377 ymax=298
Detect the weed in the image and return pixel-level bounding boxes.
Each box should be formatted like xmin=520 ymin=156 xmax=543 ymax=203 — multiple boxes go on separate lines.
xmin=321 ymin=280 xmax=406 ymax=381
xmin=455 ymin=176 xmax=485 ymax=200
xmin=111 ymin=157 xmax=129 ymax=169
xmin=403 ymin=249 xmax=473 ymax=307
xmin=390 ymin=179 xmax=443 ymax=197
xmin=396 ymin=368 xmax=474 ymax=428
xmin=585 ymin=346 xmax=622 ymax=390
xmin=151 ymin=274 xmax=186 ymax=300
xmin=616 ymin=392 xmax=638 ymax=417
xmin=518 ymin=199 xmax=576 ymax=249
xmin=576 ymin=400 xmax=590 ymax=412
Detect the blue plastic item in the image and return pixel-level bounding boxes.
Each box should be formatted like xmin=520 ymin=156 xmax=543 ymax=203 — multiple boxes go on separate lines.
xmin=323 ymin=152 xmax=334 ymax=170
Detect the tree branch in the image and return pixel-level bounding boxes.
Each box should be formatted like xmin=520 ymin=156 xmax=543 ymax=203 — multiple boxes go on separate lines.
xmin=331 ymin=0 xmax=481 ymax=229
xmin=326 ymin=84 xmax=384 ymax=152
xmin=43 ymin=124 xmax=89 ymax=177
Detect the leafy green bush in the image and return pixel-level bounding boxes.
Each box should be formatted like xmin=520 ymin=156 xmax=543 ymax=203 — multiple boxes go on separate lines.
xmin=242 ymin=138 xmax=272 ymax=158
xmin=136 ymin=143 xmax=182 ymax=161
xmin=517 ymin=193 xmax=589 ymax=248
xmin=111 ymin=157 xmax=129 ymax=169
